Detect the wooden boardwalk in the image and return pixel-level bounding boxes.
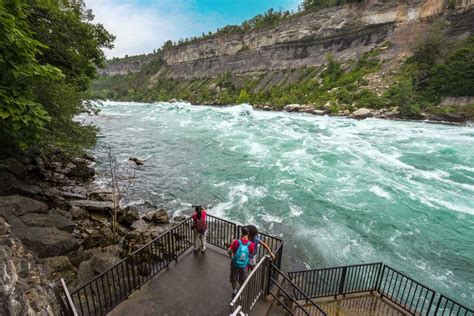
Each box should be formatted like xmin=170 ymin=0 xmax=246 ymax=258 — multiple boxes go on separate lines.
xmin=108 ymin=245 xmax=233 ymax=316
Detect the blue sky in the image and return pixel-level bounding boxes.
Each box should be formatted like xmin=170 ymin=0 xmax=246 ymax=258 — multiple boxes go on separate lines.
xmin=85 ymin=0 xmax=300 ymax=58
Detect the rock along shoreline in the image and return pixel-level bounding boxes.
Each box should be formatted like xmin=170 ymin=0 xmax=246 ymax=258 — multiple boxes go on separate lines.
xmin=151 ymin=98 xmax=472 ymax=125
xmin=0 ymin=151 xmax=184 ymax=315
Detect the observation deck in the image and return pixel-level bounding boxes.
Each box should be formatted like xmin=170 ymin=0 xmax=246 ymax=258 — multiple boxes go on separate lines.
xmin=53 ymin=215 xmax=473 ymax=316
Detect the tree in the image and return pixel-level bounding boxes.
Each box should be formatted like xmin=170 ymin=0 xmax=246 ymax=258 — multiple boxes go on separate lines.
xmin=0 ymin=0 xmax=115 ymax=156
xmin=103 ymin=145 xmax=135 ymax=242
xmin=0 ymin=1 xmax=62 ymax=152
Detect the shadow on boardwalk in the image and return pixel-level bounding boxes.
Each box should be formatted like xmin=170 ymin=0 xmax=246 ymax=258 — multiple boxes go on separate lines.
xmin=109 ymin=245 xmax=232 ymax=316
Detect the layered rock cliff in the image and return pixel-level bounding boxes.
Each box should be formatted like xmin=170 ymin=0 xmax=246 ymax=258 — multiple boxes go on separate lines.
xmin=94 ymin=0 xmax=473 ymax=122
xmin=99 ymin=0 xmax=473 ymax=80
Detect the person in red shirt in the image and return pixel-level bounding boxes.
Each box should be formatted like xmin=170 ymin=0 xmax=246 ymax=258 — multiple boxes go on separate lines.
xmin=228 ymin=226 xmax=255 ymax=296
xmin=192 ymin=205 xmax=207 ymax=253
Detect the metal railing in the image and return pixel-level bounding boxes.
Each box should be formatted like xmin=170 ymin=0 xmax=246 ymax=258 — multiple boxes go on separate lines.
xmin=52 ymin=278 xmax=78 ymax=316
xmin=70 ymin=218 xmax=194 ymax=315
xmin=269 ymin=263 xmax=327 ymax=316
xmin=289 ymin=263 xmax=382 ymax=299
xmin=229 ymin=256 xmax=271 ymax=314
xmin=61 ymin=214 xmax=283 ymax=316
xmin=289 ymin=263 xmax=473 ymax=316
xmin=433 ymin=295 xmax=473 ymax=316
xmin=378 ymin=264 xmax=436 ymax=315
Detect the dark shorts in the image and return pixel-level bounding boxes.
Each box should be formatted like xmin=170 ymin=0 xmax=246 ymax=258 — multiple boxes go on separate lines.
xmin=230 ymin=262 xmax=247 ymax=284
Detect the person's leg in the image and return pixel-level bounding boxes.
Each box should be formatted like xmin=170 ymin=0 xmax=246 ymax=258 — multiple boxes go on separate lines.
xmin=200 ymin=231 xmax=207 ymax=252
xmin=193 ymin=228 xmax=199 ymax=252
xmin=230 ymin=264 xmax=238 ymax=295
xmin=237 ymin=268 xmax=247 ymax=293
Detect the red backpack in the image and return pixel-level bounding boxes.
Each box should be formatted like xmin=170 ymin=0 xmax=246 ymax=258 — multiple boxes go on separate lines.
xmin=195 ymin=213 xmax=207 ymax=233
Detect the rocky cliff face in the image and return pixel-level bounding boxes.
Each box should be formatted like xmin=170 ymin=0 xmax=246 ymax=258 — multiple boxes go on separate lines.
xmin=99 ymin=0 xmax=473 ymax=80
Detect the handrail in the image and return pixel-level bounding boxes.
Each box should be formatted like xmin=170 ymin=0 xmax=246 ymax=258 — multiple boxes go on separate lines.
xmin=270 ymin=263 xmax=327 ymax=316
xmin=434 ymin=294 xmax=473 ymax=316
xmin=288 ymin=263 xmax=472 ymax=316
xmin=69 ymin=217 xmax=194 ymax=315
xmin=230 ymin=255 xmax=270 ymax=314
xmin=59 ymin=214 xmax=283 ymax=316
xmin=52 ymin=278 xmax=78 ymax=316
xmin=378 ymin=264 xmax=436 ymax=315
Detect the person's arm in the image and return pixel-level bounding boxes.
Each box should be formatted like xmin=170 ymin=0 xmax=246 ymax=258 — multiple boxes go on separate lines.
xmin=259 ymin=240 xmax=275 ymax=260
xmin=228 ymin=240 xmax=237 ymax=257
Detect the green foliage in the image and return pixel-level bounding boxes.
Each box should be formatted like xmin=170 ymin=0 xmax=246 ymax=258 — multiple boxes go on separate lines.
xmin=237 ymin=90 xmax=251 ymax=104
xmin=0 ymin=0 xmax=114 ymax=155
xmin=300 ymin=0 xmax=363 ymax=12
xmin=426 ymin=35 xmax=474 ymax=97
xmin=0 ymin=1 xmax=60 ymax=150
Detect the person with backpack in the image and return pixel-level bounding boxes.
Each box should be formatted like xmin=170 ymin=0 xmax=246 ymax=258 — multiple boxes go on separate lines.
xmin=192 ymin=205 xmax=207 ymax=253
xmin=227 ymin=226 xmax=255 ymax=297
xmin=247 ymin=225 xmax=276 ymax=270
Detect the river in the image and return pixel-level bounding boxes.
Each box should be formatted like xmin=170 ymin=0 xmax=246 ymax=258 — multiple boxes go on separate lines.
xmin=81 ymin=101 xmax=474 ymax=305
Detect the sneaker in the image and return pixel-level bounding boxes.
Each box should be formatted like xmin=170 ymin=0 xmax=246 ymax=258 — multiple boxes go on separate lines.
xmin=201 ymin=248 xmax=206 ymax=253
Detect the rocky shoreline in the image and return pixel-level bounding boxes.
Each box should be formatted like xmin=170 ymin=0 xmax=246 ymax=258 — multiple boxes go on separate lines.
xmin=166 ymin=98 xmax=472 ymax=124
xmin=0 ymin=151 xmax=184 ymax=315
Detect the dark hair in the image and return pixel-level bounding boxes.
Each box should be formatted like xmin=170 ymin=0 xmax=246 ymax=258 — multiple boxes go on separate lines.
xmin=195 ymin=205 xmax=203 ymax=219
xmin=247 ymin=225 xmax=259 ymax=240
xmin=241 ymin=226 xmax=249 ymax=237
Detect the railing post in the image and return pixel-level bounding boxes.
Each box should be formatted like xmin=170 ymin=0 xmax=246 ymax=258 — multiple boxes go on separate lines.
xmin=277 ymin=242 xmax=283 ymax=269
xmin=433 ymin=295 xmax=442 ymax=315
xmin=267 ymin=259 xmax=273 ymax=295
xmin=338 ymin=266 xmax=347 ymax=296
xmin=375 ymin=264 xmax=384 ymax=295
xmin=171 ymin=228 xmax=178 ymax=262
xmin=425 ymin=292 xmax=436 ymax=316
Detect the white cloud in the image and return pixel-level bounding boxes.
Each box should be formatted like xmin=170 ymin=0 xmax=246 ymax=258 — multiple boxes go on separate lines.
xmin=85 ymin=0 xmax=214 ymax=58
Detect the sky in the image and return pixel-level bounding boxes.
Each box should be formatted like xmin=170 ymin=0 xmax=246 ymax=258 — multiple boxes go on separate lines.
xmin=84 ymin=0 xmax=300 ymax=59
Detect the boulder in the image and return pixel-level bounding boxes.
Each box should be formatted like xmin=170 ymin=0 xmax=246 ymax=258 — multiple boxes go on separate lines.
xmin=284 ymin=104 xmax=302 ymax=112
xmin=118 ymin=205 xmax=140 ymax=227
xmin=144 ymin=209 xmax=169 ymax=224
xmin=40 ymin=255 xmax=76 ymax=281
xmin=70 ymin=200 xmax=114 ymax=214
xmin=0 ymin=195 xmax=48 ymax=218
xmin=11 ymin=182 xmax=42 ymax=196
xmin=15 ymin=226 xmax=79 ymax=258
xmin=173 ymin=215 xmax=187 ymax=223
xmin=0 ymin=216 xmax=10 ymax=236
xmin=44 ymin=186 xmax=88 ymax=200
xmin=68 ymin=158 xmax=95 ymax=179
xmin=0 ymin=171 xmax=18 ymax=195
xmin=352 ymin=108 xmax=373 ymax=119
xmin=19 ymin=211 xmax=76 ymax=233
xmin=69 ymin=206 xmax=87 ymax=220
xmin=263 ymin=105 xmax=271 ymax=111
xmin=169 ymin=98 xmax=178 ymax=103
xmin=130 ymin=219 xmax=148 ymax=231
xmin=81 ymin=228 xmax=114 ymax=249
xmin=0 ymin=157 xmax=28 ymax=177
xmin=76 ymin=247 xmax=121 ymax=286
xmin=87 ymin=189 xmax=114 ymax=202
xmin=90 ymin=251 xmax=121 ymax=274
xmin=311 ymin=109 xmax=326 ymax=115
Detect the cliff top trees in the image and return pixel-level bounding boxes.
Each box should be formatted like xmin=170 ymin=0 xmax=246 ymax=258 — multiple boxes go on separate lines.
xmin=300 ymin=0 xmax=363 ymax=11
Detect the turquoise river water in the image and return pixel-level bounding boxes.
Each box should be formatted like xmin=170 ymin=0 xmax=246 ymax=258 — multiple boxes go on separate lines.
xmin=82 ymin=101 xmax=473 ymax=305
